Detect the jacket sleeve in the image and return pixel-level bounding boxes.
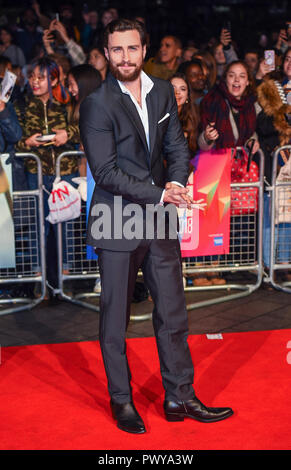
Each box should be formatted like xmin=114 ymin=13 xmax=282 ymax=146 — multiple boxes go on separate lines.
xmin=223 ymin=44 xmax=238 ymax=64
xmin=197 ymin=130 xmax=215 ymax=150
xmin=66 ymin=122 xmax=81 ymax=143
xmin=161 ymin=83 xmax=191 ymax=186
xmin=79 ymin=94 xmax=164 ymax=205
xmin=0 ymin=102 xmax=22 ymax=146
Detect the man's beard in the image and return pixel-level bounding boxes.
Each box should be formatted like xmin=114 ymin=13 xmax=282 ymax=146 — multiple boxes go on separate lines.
xmin=109 ymin=61 xmax=143 ymax=82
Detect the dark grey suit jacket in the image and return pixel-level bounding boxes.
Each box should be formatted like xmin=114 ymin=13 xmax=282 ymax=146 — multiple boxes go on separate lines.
xmin=79 ymin=72 xmax=190 ymax=251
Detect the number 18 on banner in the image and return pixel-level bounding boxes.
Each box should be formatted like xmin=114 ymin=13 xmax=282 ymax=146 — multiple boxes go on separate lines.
xmin=178 ymin=172 xmax=202 ymax=252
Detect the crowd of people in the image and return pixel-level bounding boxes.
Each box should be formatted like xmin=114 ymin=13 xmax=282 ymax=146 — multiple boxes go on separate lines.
xmin=1 ymin=1 xmax=291 ymax=296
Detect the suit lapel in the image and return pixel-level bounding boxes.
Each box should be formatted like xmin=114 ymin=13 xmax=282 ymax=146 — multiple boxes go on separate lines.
xmin=146 ymin=86 xmax=158 ymax=161
xmin=107 ymin=73 xmax=158 ymax=164
xmin=119 ymin=93 xmax=149 ymax=153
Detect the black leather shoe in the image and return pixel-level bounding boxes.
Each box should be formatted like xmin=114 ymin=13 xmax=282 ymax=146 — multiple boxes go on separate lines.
xmin=164 ymin=397 xmax=233 ymax=423
xmin=110 ymin=400 xmax=146 ymax=434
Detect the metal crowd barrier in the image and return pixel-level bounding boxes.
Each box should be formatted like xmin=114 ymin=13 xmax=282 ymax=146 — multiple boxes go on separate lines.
xmin=54 ymin=151 xmax=100 ymax=311
xmin=53 ymin=149 xmax=266 ymax=317
xmin=182 ymin=148 xmax=265 ymax=310
xmin=269 ymin=145 xmax=291 ymax=292
xmin=0 ymin=148 xmax=271 ymax=319
xmin=0 ymin=153 xmax=46 ymax=316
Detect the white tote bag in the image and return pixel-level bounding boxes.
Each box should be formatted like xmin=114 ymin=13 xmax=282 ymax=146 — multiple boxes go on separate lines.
xmin=46 ymin=177 xmax=81 ymax=224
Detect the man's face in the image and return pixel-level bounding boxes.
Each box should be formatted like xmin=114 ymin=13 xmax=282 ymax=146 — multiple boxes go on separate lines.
xmin=23 ymin=9 xmax=37 ymax=27
xmin=102 ymin=11 xmax=114 ymax=27
xmin=89 ymin=11 xmax=98 ymax=27
xmin=159 ymin=37 xmax=181 ymax=64
xmin=244 ymin=53 xmax=259 ymax=73
xmin=61 ymin=8 xmax=73 ymax=20
xmin=186 ymin=64 xmax=206 ymax=92
xmin=105 ymin=29 xmax=146 ymax=82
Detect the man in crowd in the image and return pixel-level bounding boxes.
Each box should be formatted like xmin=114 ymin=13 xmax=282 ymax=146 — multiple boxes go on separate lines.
xmin=144 ymin=35 xmax=182 ymax=80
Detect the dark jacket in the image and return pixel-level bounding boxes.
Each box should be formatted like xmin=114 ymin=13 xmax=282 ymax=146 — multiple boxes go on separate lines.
xmin=0 ymin=102 xmax=22 ymax=153
xmin=256 ymin=78 xmax=291 ymax=185
xmin=0 ymin=101 xmax=24 ymax=190
xmin=80 ymin=72 xmax=190 ymax=251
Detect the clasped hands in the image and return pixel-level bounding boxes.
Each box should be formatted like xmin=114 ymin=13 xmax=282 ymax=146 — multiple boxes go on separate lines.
xmin=25 ymin=128 xmax=69 ymax=148
xmin=163 ymin=182 xmax=206 ymax=211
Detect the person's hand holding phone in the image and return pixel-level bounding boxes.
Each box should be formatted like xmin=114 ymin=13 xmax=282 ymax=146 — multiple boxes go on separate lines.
xmin=255 ymin=59 xmax=271 ymax=80
xmin=49 ymin=19 xmax=69 ymax=44
xmin=204 ymin=122 xmax=219 ymax=143
xmin=220 ymin=27 xmax=231 ymax=47
xmin=42 ymin=29 xmax=55 ymax=52
xmin=25 ymin=133 xmax=43 ymax=148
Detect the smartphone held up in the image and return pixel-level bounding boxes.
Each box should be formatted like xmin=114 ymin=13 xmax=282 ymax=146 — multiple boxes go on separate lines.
xmin=264 ymin=50 xmax=275 ymax=71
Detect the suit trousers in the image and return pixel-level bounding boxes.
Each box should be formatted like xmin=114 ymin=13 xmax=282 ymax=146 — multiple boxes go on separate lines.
xmin=96 ymin=237 xmax=195 ymax=404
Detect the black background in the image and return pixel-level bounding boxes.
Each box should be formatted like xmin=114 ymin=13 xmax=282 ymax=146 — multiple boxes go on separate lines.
xmin=0 ymin=0 xmax=290 ymax=55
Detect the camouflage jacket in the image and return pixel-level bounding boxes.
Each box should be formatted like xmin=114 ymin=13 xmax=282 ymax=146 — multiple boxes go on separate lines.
xmin=15 ymin=96 xmax=80 ymax=175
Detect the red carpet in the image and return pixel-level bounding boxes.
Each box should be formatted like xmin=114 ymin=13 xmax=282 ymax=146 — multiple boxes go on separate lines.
xmin=0 ymin=329 xmax=291 ymax=450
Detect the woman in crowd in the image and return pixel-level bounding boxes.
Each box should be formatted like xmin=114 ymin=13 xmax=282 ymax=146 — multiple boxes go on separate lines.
xmin=169 ymin=72 xmax=212 ymax=286
xmin=170 ymin=72 xmax=199 ymax=157
xmin=47 ymin=52 xmax=71 ymax=103
xmin=193 ymin=50 xmax=217 ymax=90
xmin=67 ymin=63 xmax=102 ymax=293
xmin=256 ymin=47 xmax=291 ymax=280
xmin=15 ymin=57 xmax=81 ymax=292
xmin=198 ymin=60 xmax=260 ymax=285
xmin=184 ymin=58 xmax=208 ymax=105
xmin=87 ymin=47 xmax=108 ymax=81
xmin=198 ymin=60 xmax=260 ymax=152
xmin=67 ymin=63 xmax=102 ymax=175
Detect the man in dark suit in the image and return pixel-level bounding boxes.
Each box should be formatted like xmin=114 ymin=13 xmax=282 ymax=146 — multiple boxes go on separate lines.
xmin=80 ymin=18 xmax=233 ymax=434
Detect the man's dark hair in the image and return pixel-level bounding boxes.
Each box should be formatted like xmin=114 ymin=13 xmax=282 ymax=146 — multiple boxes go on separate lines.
xmin=0 ymin=56 xmax=12 ymax=77
xmin=69 ymin=64 xmax=102 ymax=104
xmin=103 ymin=18 xmax=147 ymax=49
xmin=184 ymin=58 xmax=204 ymax=74
xmin=161 ymin=35 xmax=182 ymax=51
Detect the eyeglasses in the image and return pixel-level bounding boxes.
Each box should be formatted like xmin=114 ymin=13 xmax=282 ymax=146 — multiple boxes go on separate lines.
xmin=28 ymin=74 xmax=47 ymax=83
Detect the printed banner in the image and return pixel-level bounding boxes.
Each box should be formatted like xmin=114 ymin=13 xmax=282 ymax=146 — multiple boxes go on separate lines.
xmin=179 ymin=149 xmax=231 ymax=258
xmin=0 ymin=155 xmax=15 ymax=268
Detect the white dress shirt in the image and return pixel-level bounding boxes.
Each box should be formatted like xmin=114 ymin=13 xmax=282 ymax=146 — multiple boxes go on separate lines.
xmin=117 ymin=71 xmax=183 ymax=203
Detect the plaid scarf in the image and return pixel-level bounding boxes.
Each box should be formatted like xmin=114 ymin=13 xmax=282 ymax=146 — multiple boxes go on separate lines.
xmin=200 ymin=80 xmax=257 ymax=148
